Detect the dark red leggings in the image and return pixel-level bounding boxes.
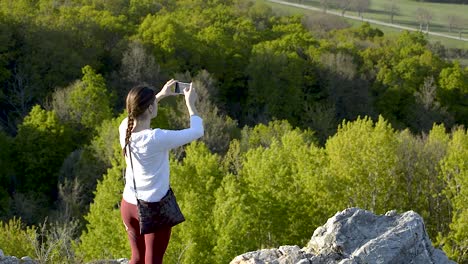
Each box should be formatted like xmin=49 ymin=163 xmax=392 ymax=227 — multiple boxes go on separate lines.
xmin=121 ymin=199 xmax=172 ymax=264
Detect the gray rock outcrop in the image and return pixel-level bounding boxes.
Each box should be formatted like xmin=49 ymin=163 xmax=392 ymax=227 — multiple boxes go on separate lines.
xmin=231 ymin=208 xmax=455 ymax=264
xmin=0 ymin=249 xmax=36 ymax=264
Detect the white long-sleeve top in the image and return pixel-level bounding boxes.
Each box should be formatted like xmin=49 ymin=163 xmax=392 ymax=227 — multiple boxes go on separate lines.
xmin=119 ymin=115 xmax=204 ymax=205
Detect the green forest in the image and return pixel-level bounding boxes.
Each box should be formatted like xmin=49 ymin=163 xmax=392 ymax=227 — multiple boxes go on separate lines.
xmin=0 ymin=0 xmax=467 ymax=263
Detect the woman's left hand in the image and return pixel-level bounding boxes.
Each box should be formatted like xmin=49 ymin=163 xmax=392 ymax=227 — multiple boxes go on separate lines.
xmin=156 ymin=79 xmax=178 ymax=101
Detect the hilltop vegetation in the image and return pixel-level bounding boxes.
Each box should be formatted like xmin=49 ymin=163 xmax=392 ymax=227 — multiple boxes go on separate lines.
xmin=0 ymin=0 xmax=467 ymax=263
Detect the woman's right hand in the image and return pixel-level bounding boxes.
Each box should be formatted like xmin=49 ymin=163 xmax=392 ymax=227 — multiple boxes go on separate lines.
xmin=184 ymin=82 xmax=199 ymax=116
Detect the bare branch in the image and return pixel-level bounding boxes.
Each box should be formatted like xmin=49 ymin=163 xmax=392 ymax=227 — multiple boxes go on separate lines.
xmin=416 ymin=8 xmax=434 ymax=32
xmin=383 ymin=0 xmax=400 ymax=24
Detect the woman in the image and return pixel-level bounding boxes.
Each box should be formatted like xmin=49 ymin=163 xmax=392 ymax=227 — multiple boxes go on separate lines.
xmin=119 ymin=79 xmax=204 ymax=264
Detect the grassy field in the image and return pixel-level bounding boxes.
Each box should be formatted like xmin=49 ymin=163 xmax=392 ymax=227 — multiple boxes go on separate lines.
xmin=263 ymin=0 xmax=468 ymax=50
xmin=299 ymin=0 xmax=468 ymax=37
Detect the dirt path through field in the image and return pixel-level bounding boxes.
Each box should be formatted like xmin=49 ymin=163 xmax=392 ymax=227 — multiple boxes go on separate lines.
xmin=268 ymin=0 xmax=468 ymax=42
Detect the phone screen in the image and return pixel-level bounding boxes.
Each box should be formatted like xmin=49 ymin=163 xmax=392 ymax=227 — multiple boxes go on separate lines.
xmin=175 ymin=82 xmax=190 ymax=94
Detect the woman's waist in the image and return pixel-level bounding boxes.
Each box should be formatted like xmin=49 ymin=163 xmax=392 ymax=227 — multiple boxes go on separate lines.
xmin=123 ymin=180 xmax=170 ymax=203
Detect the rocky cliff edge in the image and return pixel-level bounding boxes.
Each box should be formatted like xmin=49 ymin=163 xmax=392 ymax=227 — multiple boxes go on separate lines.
xmin=230 ymin=208 xmax=454 ymax=264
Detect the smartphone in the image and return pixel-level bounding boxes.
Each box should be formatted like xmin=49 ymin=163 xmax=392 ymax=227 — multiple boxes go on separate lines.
xmin=174 ymin=82 xmax=190 ymax=94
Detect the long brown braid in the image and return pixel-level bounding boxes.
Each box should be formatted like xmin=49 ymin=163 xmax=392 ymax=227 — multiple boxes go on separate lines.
xmin=122 ymin=85 xmax=156 ymax=156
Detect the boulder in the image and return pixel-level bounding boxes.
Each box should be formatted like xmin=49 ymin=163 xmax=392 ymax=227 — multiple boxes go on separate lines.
xmin=0 ymin=248 xmax=36 ymax=264
xmin=0 ymin=248 xmax=129 ymax=264
xmin=0 ymin=255 xmax=36 ymax=264
xmin=230 ymin=208 xmax=455 ymax=264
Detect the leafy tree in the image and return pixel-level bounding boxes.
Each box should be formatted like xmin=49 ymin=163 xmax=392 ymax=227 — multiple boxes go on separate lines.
xmin=120 ymin=40 xmax=162 ymax=87
xmin=325 ymin=116 xmax=399 ymax=213
xmin=438 ymin=62 xmax=468 ymax=125
xmin=74 ymin=117 xmax=128 ymax=261
xmin=57 ymin=114 xmax=126 ymax=223
xmin=239 ymin=119 xmax=316 ymax=152
xmin=319 ymin=51 xmax=374 ymax=123
xmin=137 ymin=2 xmax=258 ymax=104
xmin=212 ymin=172 xmax=258 ymax=263
xmin=351 ymin=22 xmax=384 ymax=40
xmin=50 ymin=83 xmax=76 ymax=124
xmin=79 ymin=0 xmax=130 ymax=15
xmin=213 ymin=120 xmax=330 ymax=263
xmin=440 ymin=128 xmax=468 ymax=263
xmin=409 ymin=76 xmax=454 ymax=132
xmin=421 ymin=125 xmax=452 ymax=238
xmin=74 ymin=165 xmax=128 ymax=262
xmin=0 ymin=14 xmax=14 ymax=87
xmin=439 ymin=62 xmax=468 ymax=93
xmin=128 ymin=0 xmax=172 ymax=22
xmin=138 ymin=12 xmax=199 ymax=74
xmin=395 ymin=125 xmax=451 ymax=238
xmin=166 ymin=142 xmax=224 ymax=264
xmin=8 ymin=192 xmax=49 ymax=227
xmin=0 ymin=131 xmax=13 ymax=217
xmin=65 ymin=6 xmax=131 ymax=59
xmin=0 ymin=2 xmax=128 ymax=134
xmin=191 ymin=6 xmax=257 ymax=120
xmin=302 ymin=102 xmax=337 ymax=144
xmin=361 ymin=31 xmax=446 ymax=130
xmin=13 ymin=105 xmax=76 ymax=202
xmin=245 ymin=23 xmax=317 ymax=125
xmin=69 ymin=65 xmax=113 ymax=131
xmin=313 ymin=25 xmax=380 ymax=126
xmin=136 ymin=3 xmax=259 ymax=122
xmin=244 ymin=1 xmax=273 ymax=30
xmin=53 ymin=5 xmax=131 ymax=71
xmin=223 ymin=120 xmax=314 ymax=177
xmin=0 ymin=0 xmax=37 ymax=23
xmin=244 ymin=131 xmax=330 ymax=244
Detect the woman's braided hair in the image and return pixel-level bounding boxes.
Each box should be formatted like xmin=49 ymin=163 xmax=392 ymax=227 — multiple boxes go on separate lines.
xmin=123 ymin=85 xmax=156 ymax=156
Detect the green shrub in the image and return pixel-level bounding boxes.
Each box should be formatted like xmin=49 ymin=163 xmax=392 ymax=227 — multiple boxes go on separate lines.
xmin=0 ymin=217 xmax=36 ymax=258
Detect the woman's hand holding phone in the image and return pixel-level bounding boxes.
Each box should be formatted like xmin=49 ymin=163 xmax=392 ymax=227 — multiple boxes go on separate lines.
xmin=174 ymin=82 xmax=190 ymax=94
xmin=156 ymin=79 xmax=198 ymax=116
xmin=156 ymin=79 xmax=178 ymax=102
